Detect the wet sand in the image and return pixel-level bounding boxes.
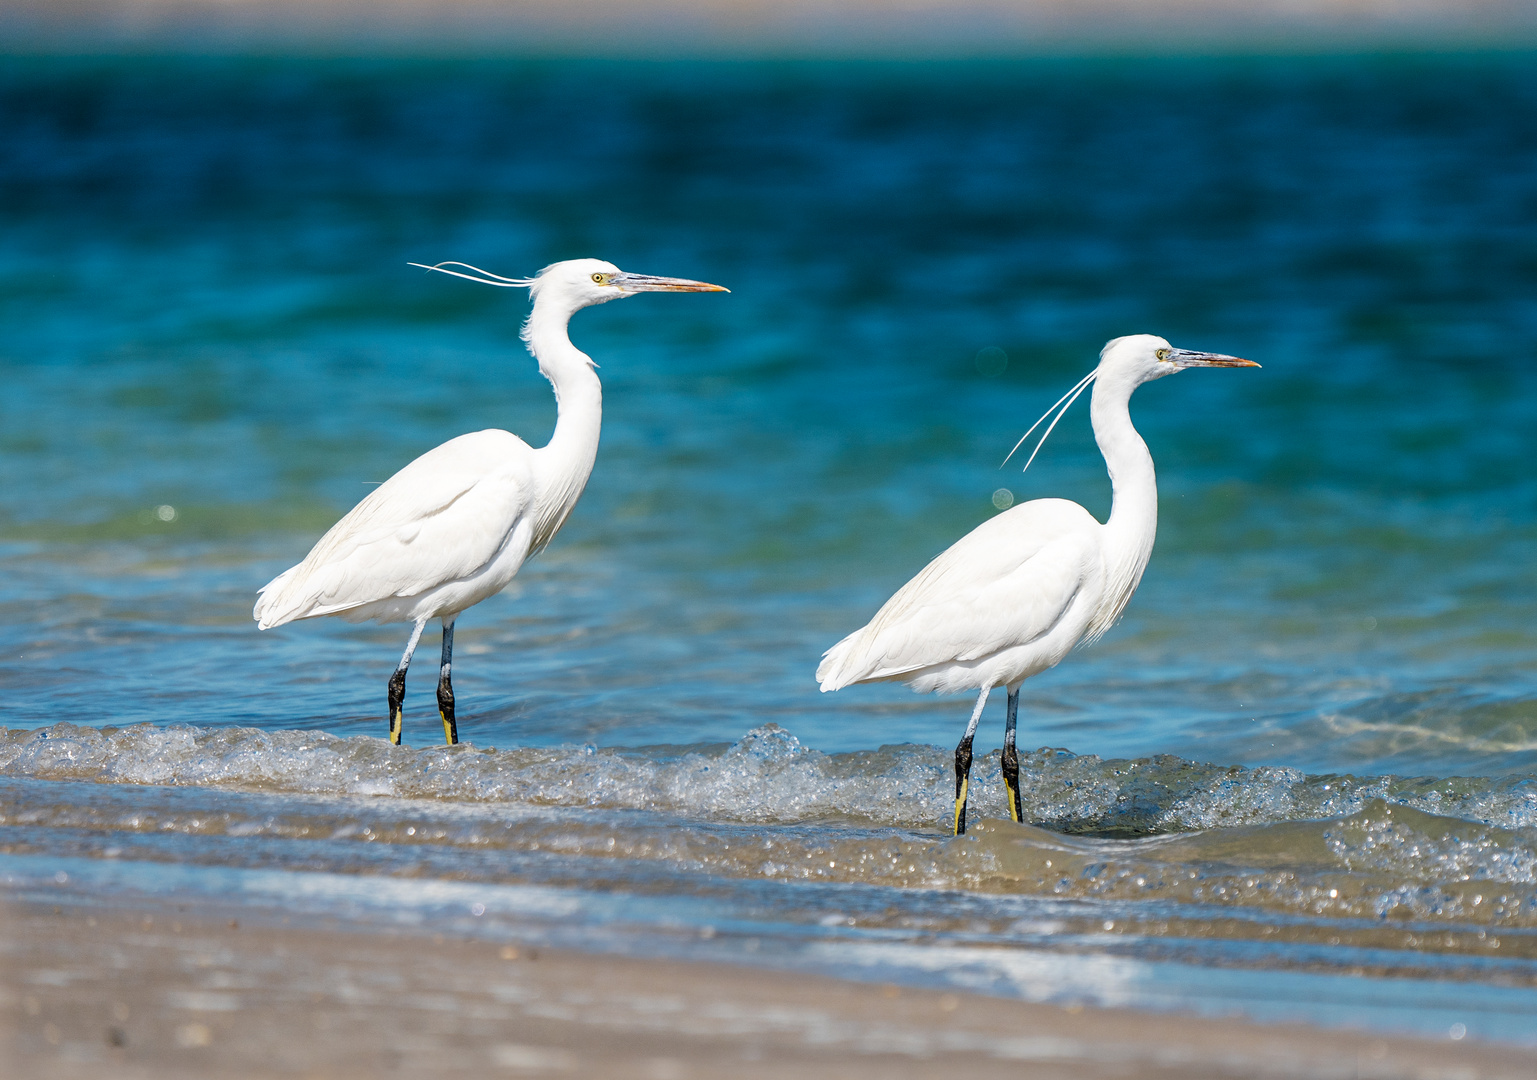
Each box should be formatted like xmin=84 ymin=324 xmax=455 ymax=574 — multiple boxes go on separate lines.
xmin=2 ymin=893 xmax=1528 ymax=1080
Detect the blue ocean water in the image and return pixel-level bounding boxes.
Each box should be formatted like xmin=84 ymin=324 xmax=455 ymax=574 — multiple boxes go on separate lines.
xmin=3 ymin=54 xmax=1537 ymax=1041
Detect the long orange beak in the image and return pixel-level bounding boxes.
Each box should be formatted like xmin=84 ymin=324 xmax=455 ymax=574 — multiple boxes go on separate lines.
xmin=612 ymin=273 xmax=729 ymax=293
xmin=1169 ymin=349 xmax=1259 ymax=368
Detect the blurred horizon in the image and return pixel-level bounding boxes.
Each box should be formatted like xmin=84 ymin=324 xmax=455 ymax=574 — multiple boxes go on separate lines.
xmin=4 ymin=0 xmax=1537 ymax=57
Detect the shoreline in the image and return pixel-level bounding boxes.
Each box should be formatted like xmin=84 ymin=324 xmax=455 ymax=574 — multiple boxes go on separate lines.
xmin=4 ymin=890 xmax=1529 ymax=1079
xmin=3 ymin=0 xmax=1536 ymax=57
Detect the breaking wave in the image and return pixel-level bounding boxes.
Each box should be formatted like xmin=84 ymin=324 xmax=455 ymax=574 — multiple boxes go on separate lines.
xmin=3 ymin=721 xmax=1537 ymax=835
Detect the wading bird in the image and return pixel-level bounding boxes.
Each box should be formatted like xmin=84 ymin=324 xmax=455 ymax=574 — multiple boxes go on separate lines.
xmin=817 ymin=335 xmax=1257 ymax=834
xmin=255 ymin=259 xmax=727 ymax=745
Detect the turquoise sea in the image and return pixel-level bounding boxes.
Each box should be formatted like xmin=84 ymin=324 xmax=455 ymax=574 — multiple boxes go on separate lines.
xmin=3 ymin=54 xmax=1537 ymax=1042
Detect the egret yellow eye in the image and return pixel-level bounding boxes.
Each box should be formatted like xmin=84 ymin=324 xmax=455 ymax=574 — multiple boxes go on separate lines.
xmin=591 ymin=273 xmax=608 ymax=284
xmin=1155 ymin=348 xmax=1170 ymax=361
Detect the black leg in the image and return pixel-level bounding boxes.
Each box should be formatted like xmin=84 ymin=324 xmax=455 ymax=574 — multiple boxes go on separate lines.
xmin=437 ymin=619 xmax=458 ymax=746
xmin=388 ymin=619 xmax=427 ymax=747
xmin=388 ymin=668 xmax=406 ymax=745
xmin=952 ymin=688 xmax=989 ymax=835
xmin=953 ymin=731 xmax=974 ymax=835
xmin=1002 ymin=687 xmax=1022 ymax=823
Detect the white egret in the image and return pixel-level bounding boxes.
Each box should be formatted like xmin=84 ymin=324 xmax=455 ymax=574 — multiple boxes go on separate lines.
xmin=817 ymin=335 xmax=1258 ymax=834
xmin=255 ymin=258 xmax=727 ymax=745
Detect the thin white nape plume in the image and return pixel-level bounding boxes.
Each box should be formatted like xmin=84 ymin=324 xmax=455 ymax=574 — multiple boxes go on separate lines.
xmin=408 ymin=261 xmax=535 ymax=288
xmin=1000 ymin=369 xmax=1099 ymax=474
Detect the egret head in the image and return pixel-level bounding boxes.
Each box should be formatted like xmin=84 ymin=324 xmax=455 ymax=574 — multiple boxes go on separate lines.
xmin=1099 ymin=334 xmax=1258 ymax=386
xmin=535 ymin=258 xmax=729 ymax=309
xmin=409 ymin=257 xmax=727 ymax=311
xmin=1003 ymin=334 xmax=1256 ymax=473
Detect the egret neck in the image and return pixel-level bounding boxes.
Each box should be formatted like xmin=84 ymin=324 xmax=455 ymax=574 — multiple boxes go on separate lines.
xmin=1088 ymin=362 xmax=1158 ymax=640
xmin=523 ymin=297 xmax=603 ymax=555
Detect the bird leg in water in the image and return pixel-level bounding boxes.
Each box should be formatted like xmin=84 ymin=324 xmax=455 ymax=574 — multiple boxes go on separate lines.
xmin=1001 ymin=687 xmax=1022 ymax=823
xmin=437 ymin=618 xmax=458 ymax=746
xmin=953 ymin=688 xmax=990 ymax=835
xmin=388 ymin=619 xmax=427 ymax=746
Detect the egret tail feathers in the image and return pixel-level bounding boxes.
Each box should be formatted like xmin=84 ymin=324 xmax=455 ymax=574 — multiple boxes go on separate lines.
xmin=253 ymin=563 xmax=373 ymax=629
xmin=253 ymin=565 xmax=303 ymax=629
xmin=816 ymin=626 xmax=920 ymax=692
xmin=815 ymin=632 xmax=861 ymax=692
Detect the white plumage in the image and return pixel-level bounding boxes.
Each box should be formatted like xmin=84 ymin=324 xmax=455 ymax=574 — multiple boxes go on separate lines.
xmin=817 ymin=498 xmax=1102 ymax=696
xmin=818 ymin=334 xmax=1258 ymax=833
xmin=256 ymin=429 xmax=538 ymax=629
xmin=256 ymin=258 xmax=726 ymax=746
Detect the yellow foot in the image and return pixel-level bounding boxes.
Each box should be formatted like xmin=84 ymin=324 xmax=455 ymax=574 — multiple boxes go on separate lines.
xmin=953 ymin=778 xmax=969 ymax=835
xmin=440 ymin=711 xmax=458 ymax=746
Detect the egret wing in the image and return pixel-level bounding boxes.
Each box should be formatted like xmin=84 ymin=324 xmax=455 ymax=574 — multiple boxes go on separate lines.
xmin=817 ymin=499 xmax=1100 ymax=689
xmin=255 ymin=430 xmax=535 ymax=627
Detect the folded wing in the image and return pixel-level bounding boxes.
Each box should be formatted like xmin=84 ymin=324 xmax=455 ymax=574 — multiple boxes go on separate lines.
xmin=817 ymin=498 xmax=1101 ymax=691
xmin=254 ymin=430 xmax=535 ymax=628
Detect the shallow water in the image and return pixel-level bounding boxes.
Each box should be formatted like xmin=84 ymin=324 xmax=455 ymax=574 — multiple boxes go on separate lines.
xmin=2 ymin=54 xmax=1537 ymax=1042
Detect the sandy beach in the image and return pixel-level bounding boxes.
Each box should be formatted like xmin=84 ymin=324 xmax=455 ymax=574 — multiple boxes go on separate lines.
xmin=3 ymin=890 xmax=1529 ymax=1080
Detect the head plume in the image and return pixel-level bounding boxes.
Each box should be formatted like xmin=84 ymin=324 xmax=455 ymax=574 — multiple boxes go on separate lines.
xmin=408 ymin=261 xmax=536 ymax=289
